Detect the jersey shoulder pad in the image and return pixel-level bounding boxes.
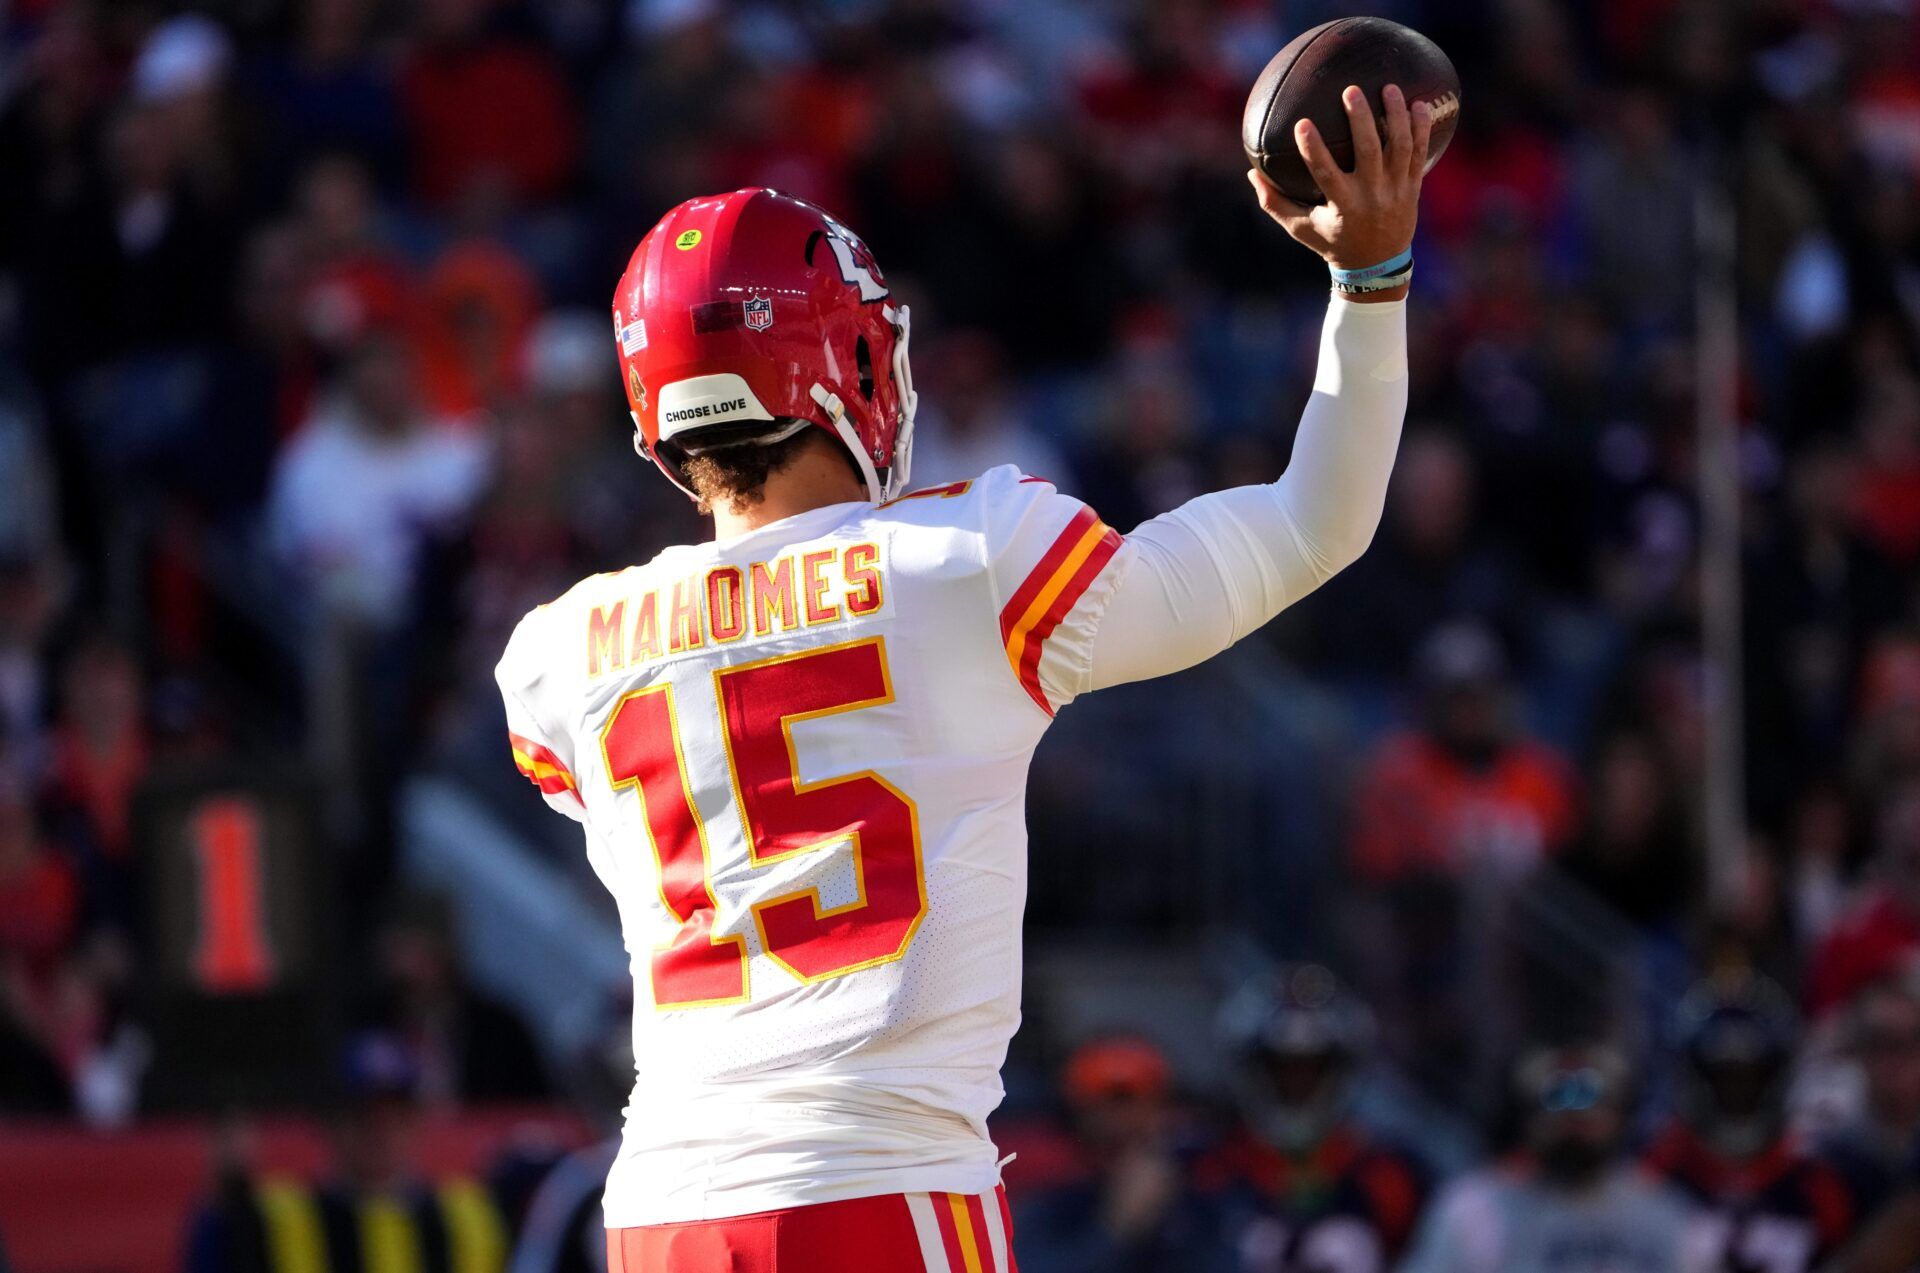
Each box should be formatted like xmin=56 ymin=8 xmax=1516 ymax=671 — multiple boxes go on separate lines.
xmin=972 ymin=467 xmax=1126 ymax=715
xmin=876 ymin=463 xmax=1058 ymax=517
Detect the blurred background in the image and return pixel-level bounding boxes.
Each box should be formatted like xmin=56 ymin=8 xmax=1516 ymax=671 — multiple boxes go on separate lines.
xmin=3 ymin=0 xmax=1920 ymax=1270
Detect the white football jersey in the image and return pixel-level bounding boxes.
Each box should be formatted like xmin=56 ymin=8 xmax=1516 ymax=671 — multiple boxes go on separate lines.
xmin=497 ymin=465 xmax=1127 ymax=1226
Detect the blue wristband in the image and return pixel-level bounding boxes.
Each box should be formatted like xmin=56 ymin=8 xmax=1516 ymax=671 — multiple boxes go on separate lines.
xmin=1330 ymin=248 xmax=1413 ymax=284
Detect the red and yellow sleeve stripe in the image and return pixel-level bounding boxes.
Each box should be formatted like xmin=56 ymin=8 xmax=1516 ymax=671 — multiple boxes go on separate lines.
xmin=509 ymin=731 xmax=582 ymax=808
xmin=999 ymin=505 xmax=1123 ymax=715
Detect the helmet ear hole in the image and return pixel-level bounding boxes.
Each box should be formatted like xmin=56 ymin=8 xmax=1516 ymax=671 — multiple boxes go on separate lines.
xmin=855 ymin=335 xmax=875 ymax=402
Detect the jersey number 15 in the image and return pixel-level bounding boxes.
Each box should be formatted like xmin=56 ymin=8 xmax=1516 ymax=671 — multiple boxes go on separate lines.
xmin=601 ymin=637 xmax=928 ymax=1008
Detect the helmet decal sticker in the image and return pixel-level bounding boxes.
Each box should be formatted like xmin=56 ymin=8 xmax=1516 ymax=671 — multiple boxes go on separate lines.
xmin=674 ymin=229 xmax=702 ymax=250
xmin=804 ymin=228 xmax=889 ymax=303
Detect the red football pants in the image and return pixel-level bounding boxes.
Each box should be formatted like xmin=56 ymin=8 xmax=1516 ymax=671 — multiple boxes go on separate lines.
xmin=607 ymin=1186 xmax=1016 ymax=1273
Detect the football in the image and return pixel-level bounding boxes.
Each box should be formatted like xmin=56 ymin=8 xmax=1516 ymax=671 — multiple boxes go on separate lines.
xmin=1242 ymin=17 xmax=1461 ymax=206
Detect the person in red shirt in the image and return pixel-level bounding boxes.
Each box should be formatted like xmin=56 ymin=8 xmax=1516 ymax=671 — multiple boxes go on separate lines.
xmin=1348 ymin=622 xmax=1577 ymax=1094
xmin=44 ymin=637 xmax=148 ymax=865
xmin=1349 ymin=621 xmax=1579 ymax=886
xmin=0 ymin=759 xmax=84 ymax=1105
xmin=0 ymin=766 xmax=78 ymax=973
xmin=398 ymin=0 xmax=579 ymax=210
xmin=1807 ymin=783 xmax=1920 ymax=1018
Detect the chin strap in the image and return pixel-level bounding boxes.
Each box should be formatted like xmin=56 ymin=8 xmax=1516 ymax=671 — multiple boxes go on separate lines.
xmin=811 ymin=383 xmax=885 ymax=504
xmin=884 ymin=303 xmax=917 ymax=500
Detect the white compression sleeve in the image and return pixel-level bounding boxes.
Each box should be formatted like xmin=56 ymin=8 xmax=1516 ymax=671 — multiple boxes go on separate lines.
xmin=1085 ymin=297 xmax=1409 ymax=691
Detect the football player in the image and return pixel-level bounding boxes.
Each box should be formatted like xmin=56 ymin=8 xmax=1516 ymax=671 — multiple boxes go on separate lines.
xmin=1644 ymin=975 xmax=1860 ymax=1272
xmin=499 ymin=86 xmax=1431 ymax=1272
xmin=1196 ymin=966 xmax=1430 ymax=1273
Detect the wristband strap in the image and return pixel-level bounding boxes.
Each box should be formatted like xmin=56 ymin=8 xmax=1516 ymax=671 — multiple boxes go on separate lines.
xmin=1329 ymin=248 xmax=1413 ymax=284
xmin=1332 ymin=264 xmax=1411 ymax=295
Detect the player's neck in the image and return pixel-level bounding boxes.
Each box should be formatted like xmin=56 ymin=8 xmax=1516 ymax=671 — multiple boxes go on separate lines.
xmin=710 ymin=445 xmax=870 ymax=540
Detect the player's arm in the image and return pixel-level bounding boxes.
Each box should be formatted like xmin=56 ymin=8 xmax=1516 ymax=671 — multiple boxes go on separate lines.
xmin=1085 ymin=85 xmax=1428 ymax=690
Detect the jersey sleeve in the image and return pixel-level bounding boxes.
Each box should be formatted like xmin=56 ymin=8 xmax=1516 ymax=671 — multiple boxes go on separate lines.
xmin=976 ymin=465 xmax=1130 ymax=715
xmin=1086 ymin=296 xmax=1408 ymax=690
xmin=495 ymin=605 xmax=587 ymax=823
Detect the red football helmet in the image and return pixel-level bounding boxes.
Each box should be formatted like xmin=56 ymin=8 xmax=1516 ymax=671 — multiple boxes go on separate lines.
xmin=611 ymin=188 xmax=917 ymax=504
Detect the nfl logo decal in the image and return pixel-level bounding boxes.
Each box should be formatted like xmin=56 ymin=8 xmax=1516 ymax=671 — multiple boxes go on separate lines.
xmin=743 ymin=296 xmax=773 ymax=332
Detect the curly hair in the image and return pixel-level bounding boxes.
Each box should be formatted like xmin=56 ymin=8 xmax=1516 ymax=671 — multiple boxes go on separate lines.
xmin=680 ymin=427 xmax=853 ymax=515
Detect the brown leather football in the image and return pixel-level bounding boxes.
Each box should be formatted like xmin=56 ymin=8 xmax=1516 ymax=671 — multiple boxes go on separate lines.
xmin=1243 ymin=17 xmax=1460 ymax=206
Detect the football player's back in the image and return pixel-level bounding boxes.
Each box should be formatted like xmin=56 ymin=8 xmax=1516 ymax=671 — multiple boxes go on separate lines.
xmin=499 ymin=466 xmax=1119 ymax=1222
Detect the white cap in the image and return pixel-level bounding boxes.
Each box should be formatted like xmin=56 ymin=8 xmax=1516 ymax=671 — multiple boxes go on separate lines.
xmin=132 ymin=15 xmax=232 ymax=105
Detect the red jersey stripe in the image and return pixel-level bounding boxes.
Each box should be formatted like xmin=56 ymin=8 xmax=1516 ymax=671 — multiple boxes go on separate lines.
xmin=999 ymin=506 xmax=1099 ymax=644
xmin=508 ymin=731 xmax=582 ymax=806
xmin=1006 ymin=520 xmax=1122 ymax=714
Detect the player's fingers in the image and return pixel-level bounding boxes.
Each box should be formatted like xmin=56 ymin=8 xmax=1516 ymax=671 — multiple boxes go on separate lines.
xmin=1247 ymin=169 xmax=1318 ymax=235
xmin=1248 ymin=168 xmax=1313 ymax=223
xmin=1247 ymin=166 xmax=1279 ymax=212
xmin=1408 ymin=99 xmax=1435 ymax=183
xmin=1294 ymin=119 xmax=1351 ymax=202
xmin=1382 ymin=84 xmax=1413 ymax=180
xmin=1342 ymin=85 xmax=1383 ymax=180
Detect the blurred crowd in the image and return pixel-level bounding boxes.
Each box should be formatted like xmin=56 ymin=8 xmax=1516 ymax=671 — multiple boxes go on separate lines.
xmin=3 ymin=0 xmax=1920 ymax=1268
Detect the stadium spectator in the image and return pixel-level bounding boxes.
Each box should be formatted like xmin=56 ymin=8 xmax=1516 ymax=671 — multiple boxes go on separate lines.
xmin=1848 ymin=374 xmax=1920 ymax=569
xmin=245 ymin=0 xmax=406 ymax=194
xmin=40 ymin=22 xmax=243 ymax=375
xmin=1348 ymin=621 xmax=1578 ymax=1095
xmin=0 ymin=761 xmax=79 ymax=1112
xmin=1809 ymin=783 xmax=1920 ymax=1018
xmin=1562 ymin=729 xmax=1697 ymax=933
xmin=1012 ymin=1036 xmax=1209 ymax=1273
xmin=398 ymin=0 xmax=580 ymax=210
xmin=413 ymin=240 xmax=542 ymax=421
xmin=363 ymin=892 xmax=550 ymax=1106
xmin=1306 ymin=431 xmax=1522 ymax=677
xmin=0 ymin=550 xmax=63 ymax=762
xmin=266 ymin=330 xmax=491 ymax=626
xmin=1400 ymin=1045 xmax=1703 ymax=1273
xmin=45 ymin=637 xmax=147 ymax=864
xmin=292 ymin=152 xmax=417 ymax=364
xmin=1349 ymin=621 xmax=1578 ymax=885
xmin=1822 ymin=971 xmax=1920 ymax=1216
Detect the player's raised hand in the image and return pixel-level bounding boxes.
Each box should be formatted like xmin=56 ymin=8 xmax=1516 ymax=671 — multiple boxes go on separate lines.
xmin=1249 ymin=83 xmax=1430 ymax=273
